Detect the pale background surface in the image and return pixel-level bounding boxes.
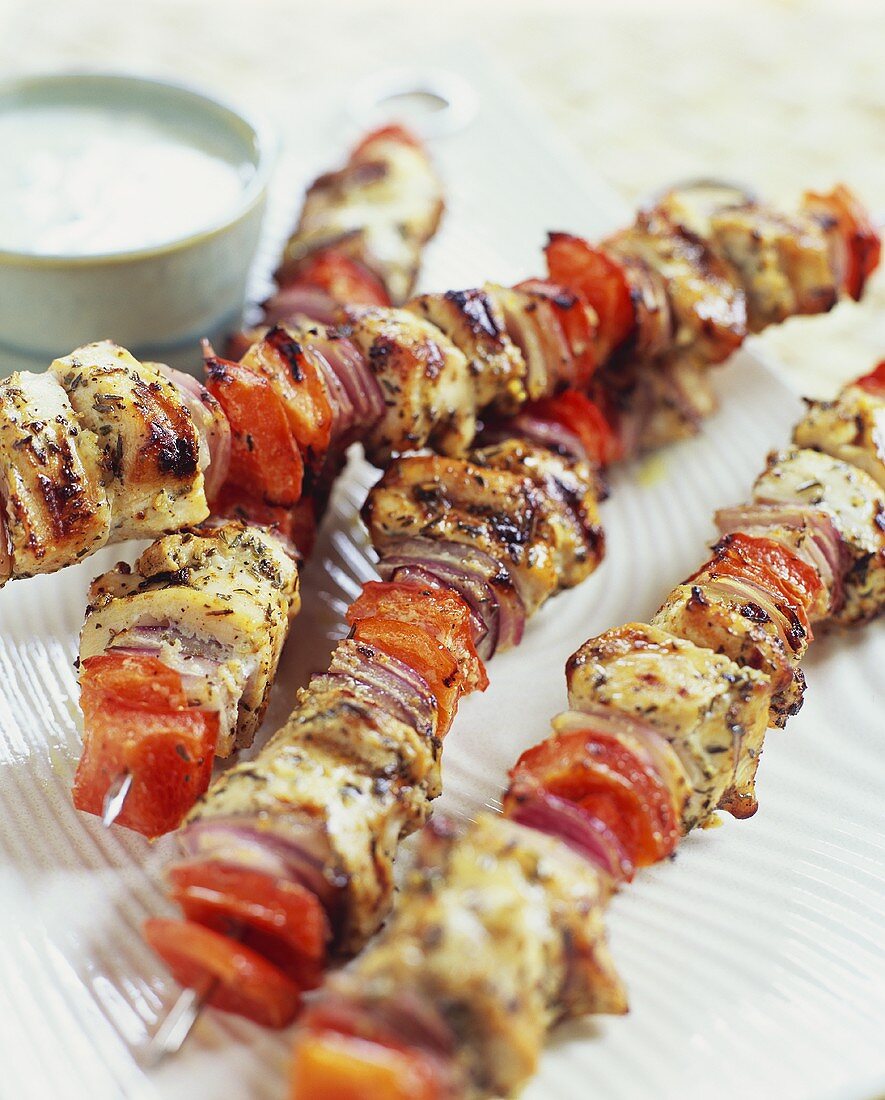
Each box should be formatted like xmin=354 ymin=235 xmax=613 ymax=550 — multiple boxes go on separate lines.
xmin=2 ymin=0 xmax=885 ymax=390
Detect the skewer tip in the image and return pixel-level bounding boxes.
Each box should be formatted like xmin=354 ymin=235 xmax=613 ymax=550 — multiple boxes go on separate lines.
xmin=101 ymin=772 xmax=133 ymax=828
xmin=142 ymin=983 xmax=212 ymax=1068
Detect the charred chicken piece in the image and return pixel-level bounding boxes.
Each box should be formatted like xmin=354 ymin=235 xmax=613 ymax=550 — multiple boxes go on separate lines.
xmin=406 ymin=288 xmax=527 ymax=414
xmin=363 ymin=451 xmax=558 ymax=618
xmin=0 ymin=369 xmax=110 ymax=580
xmin=50 ymin=342 xmax=209 ymax=539
xmin=342 ymin=306 xmax=476 ymax=464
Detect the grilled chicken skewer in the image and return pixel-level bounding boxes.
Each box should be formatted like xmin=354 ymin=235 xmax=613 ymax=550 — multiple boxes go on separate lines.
xmin=68 ymin=125 xmax=446 ymax=836
xmin=289 ymin=361 xmax=885 ymax=1100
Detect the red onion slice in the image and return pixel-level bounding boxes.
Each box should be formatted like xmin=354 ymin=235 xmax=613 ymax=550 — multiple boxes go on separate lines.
xmin=715 ymin=501 xmax=847 ymax=615
xmin=480 ymin=412 xmax=588 ymax=463
xmin=178 ymin=816 xmax=347 ymax=923
xmin=307 ymin=984 xmax=458 ymax=1061
xmin=507 ymin=782 xmax=633 ymax=883
xmin=316 ymin=331 xmax=385 ymax=433
xmin=383 ymin=536 xmax=525 ymax=646
xmin=313 ymin=649 xmax=437 ymax=741
xmin=263 ymin=284 xmax=341 ymax=327
xmin=303 ymin=344 xmax=356 ymax=444
xmin=379 ymin=536 xmax=529 ymax=658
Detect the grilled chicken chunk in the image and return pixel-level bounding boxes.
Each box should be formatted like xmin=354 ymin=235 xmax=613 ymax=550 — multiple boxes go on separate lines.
xmin=606 ymin=211 xmax=748 ymax=367
xmin=279 ymin=132 xmax=443 ymax=305
xmin=794 ymin=383 xmax=885 ymax=491
xmin=653 ymin=580 xmax=803 ymax=726
xmin=363 ymin=452 xmax=559 ymax=617
xmin=0 ymin=370 xmax=110 ymax=579
xmin=80 ymin=522 xmax=298 ymax=754
xmin=342 ymin=306 xmax=476 ymax=464
xmin=317 ymin=813 xmax=625 ymax=1100
xmin=707 ymin=205 xmax=836 ymax=329
xmin=188 ymin=705 xmax=430 ymax=952
xmin=474 ymin=439 xmax=605 ymax=590
xmin=50 ymin=342 xmax=208 ymax=539
xmin=567 ymin=623 xmax=773 ymax=826
xmin=293 ymin=678 xmax=443 ymax=797
xmin=754 ymin=446 xmax=885 ymax=624
xmin=406 ymin=288 xmax=527 ymax=414
xmin=651 ymin=187 xmax=837 ymax=332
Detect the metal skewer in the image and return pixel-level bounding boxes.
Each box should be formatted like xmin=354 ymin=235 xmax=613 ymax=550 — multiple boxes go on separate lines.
xmin=142 ymin=978 xmax=217 ymax=1067
xmin=101 ymin=772 xmax=133 ymax=827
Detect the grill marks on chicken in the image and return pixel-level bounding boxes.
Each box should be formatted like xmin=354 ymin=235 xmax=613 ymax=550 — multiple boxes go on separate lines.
xmin=50 ymin=344 xmax=208 ymax=539
xmin=0 ymin=342 xmax=208 ymax=583
xmin=0 ymin=370 xmax=110 ymax=579
xmin=342 ymin=306 xmax=476 ymax=463
xmin=407 ymin=288 xmax=527 ymax=414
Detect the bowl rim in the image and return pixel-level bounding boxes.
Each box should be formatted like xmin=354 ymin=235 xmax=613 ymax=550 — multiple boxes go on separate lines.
xmin=0 ymin=70 xmax=277 ymax=268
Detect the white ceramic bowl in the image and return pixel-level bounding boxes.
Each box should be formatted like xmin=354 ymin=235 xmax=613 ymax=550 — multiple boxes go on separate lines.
xmin=0 ymin=73 xmax=274 ymax=374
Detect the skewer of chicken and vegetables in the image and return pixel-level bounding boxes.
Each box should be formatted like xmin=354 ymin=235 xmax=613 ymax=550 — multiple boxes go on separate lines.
xmin=286 ymin=359 xmax=885 ymax=1099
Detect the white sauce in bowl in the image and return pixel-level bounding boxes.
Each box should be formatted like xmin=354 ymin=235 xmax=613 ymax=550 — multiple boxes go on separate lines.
xmin=0 ymin=104 xmax=253 ymax=257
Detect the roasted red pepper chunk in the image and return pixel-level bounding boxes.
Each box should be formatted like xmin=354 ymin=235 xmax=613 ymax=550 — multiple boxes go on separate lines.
xmin=73 ymin=653 xmax=218 ymax=838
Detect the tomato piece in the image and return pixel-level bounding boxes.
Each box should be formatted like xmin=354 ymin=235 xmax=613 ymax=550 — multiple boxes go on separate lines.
xmin=525 ymin=389 xmax=623 ymax=467
xmin=516 ymin=278 xmax=599 ymax=387
xmin=347 ymin=581 xmax=488 ymax=693
xmin=805 ymin=184 xmax=881 ymax=300
xmin=855 ymin=359 xmax=885 ymax=398
xmin=509 ymin=728 xmax=679 ymax=868
xmin=694 ymin=532 xmax=822 ymax=639
xmin=351 ymin=617 xmax=461 ymax=735
xmin=73 ymin=654 xmax=218 ymax=838
xmin=240 ymin=326 xmax=334 ymax=458
xmin=168 ymin=861 xmax=330 ymax=987
xmin=351 ymin=123 xmax=424 ymax=159
xmin=204 ymin=355 xmax=304 ymax=506
xmin=144 ymin=918 xmax=302 ymax=1028
xmin=546 ymin=233 xmax=635 ymax=359
xmin=292 ymin=249 xmax=391 ymax=308
xmin=291 ymin=1030 xmax=443 ymax=1100
xmin=79 ymin=651 xmax=187 ymax=710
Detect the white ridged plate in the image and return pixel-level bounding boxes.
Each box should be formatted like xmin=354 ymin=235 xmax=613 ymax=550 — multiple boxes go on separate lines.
xmin=0 ymin=56 xmax=883 ymax=1100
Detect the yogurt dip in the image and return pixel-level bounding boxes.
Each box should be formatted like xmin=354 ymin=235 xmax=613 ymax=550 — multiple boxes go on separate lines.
xmin=0 ymin=101 xmax=255 ymax=257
